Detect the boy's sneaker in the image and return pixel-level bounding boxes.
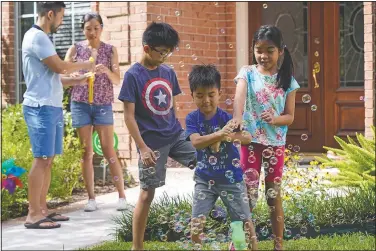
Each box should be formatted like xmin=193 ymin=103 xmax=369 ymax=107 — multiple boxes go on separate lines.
xmin=84 ymin=199 xmax=98 ymax=212
xmin=228 ymin=242 xmax=235 ymax=251
xmin=116 ymin=198 xmax=128 ymax=211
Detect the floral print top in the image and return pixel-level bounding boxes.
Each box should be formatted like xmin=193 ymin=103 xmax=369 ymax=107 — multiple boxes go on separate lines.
xmin=71 ymin=41 xmax=114 ymax=105
xmin=234 ymin=65 xmax=300 ymax=146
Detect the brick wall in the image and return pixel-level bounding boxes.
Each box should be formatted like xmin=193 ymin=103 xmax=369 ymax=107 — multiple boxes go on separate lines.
xmin=95 ymin=2 xmax=148 ymax=166
xmin=364 ymin=2 xmax=375 ymax=139
xmin=146 ymin=2 xmax=237 ymax=125
xmin=1 ymin=2 xmax=16 ymax=107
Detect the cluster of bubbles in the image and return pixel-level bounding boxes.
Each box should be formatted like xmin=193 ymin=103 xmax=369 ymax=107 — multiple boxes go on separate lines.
xmin=147 ymin=142 xmax=352 ymax=248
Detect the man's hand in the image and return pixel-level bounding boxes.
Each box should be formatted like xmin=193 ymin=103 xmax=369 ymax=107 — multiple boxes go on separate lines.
xmin=139 ymin=146 xmax=156 ymax=167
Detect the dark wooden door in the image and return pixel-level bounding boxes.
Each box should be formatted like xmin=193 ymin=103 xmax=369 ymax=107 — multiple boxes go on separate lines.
xmin=322 ymin=2 xmax=365 ymax=148
xmin=248 ymin=2 xmax=325 ymax=152
xmin=248 ymin=2 xmax=365 ymax=152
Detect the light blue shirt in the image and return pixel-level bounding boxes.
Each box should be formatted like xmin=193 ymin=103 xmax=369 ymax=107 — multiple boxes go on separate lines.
xmin=22 ymin=27 xmax=63 ymax=107
xmin=234 ymin=65 xmax=300 ymax=146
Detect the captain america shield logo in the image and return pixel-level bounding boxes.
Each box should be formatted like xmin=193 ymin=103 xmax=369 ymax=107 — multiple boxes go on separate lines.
xmin=142 ymin=78 xmax=173 ymax=116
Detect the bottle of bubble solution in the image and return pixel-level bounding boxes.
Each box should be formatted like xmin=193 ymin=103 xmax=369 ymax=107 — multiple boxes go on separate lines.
xmin=230 ymin=221 xmax=247 ymax=250
xmin=88 ymin=56 xmax=95 ymax=104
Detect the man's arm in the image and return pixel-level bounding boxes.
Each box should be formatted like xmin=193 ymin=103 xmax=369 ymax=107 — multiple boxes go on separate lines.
xmin=43 ymin=54 xmax=93 ymax=74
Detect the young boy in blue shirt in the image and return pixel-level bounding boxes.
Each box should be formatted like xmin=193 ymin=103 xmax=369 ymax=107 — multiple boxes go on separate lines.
xmin=185 ymin=65 xmax=258 ymax=250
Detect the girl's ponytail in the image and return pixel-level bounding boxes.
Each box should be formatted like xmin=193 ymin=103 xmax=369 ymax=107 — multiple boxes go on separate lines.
xmin=277 ymin=46 xmax=294 ymax=91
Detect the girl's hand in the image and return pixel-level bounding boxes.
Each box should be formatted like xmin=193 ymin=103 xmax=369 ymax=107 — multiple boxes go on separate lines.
xmin=73 ymin=73 xmax=90 ymax=86
xmin=231 ymin=118 xmax=244 ymax=131
xmin=261 ymin=111 xmax=275 ymax=125
xmin=95 ymin=64 xmax=110 ymax=76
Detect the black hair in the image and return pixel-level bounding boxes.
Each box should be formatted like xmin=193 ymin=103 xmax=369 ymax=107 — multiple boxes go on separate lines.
xmin=37 ymin=2 xmax=66 ymax=17
xmin=252 ymin=25 xmax=294 ymax=91
xmin=142 ymin=22 xmax=179 ymax=51
xmin=81 ymin=12 xmax=103 ymax=29
xmin=189 ymin=64 xmax=221 ymax=93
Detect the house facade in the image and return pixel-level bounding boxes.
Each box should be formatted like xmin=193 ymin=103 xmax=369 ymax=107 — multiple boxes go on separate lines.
xmin=1 ymin=2 xmax=375 ymax=166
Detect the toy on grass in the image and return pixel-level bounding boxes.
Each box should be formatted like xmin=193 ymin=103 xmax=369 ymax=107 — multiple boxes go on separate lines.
xmin=1 ymin=158 xmax=26 ymax=194
xmin=230 ymin=221 xmax=247 ymax=250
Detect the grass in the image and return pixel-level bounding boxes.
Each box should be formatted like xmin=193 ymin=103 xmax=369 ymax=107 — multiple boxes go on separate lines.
xmin=84 ymin=233 xmax=375 ymax=250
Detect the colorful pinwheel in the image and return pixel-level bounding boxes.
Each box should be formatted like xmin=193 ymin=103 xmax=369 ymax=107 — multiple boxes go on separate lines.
xmin=1 ymin=158 xmax=26 ymax=194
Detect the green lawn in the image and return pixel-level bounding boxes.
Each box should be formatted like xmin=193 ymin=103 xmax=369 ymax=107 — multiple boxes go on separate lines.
xmin=84 ymin=233 xmax=375 ymax=250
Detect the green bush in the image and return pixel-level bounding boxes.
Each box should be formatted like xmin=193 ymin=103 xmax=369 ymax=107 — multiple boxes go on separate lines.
xmin=1 ymin=104 xmax=83 ymax=220
xmin=112 ymin=185 xmax=375 ymax=242
xmin=315 ymin=126 xmax=375 ymax=188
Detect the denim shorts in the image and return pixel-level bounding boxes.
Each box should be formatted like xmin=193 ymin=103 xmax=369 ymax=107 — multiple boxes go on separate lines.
xmin=138 ymin=131 xmax=197 ymax=190
xmin=70 ymin=101 xmax=114 ymax=128
xmin=192 ymin=175 xmax=251 ymax=221
xmin=23 ymin=105 xmax=64 ymax=158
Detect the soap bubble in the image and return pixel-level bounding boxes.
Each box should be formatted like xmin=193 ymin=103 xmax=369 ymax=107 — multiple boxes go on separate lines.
xmin=302 ymin=94 xmax=311 ymax=103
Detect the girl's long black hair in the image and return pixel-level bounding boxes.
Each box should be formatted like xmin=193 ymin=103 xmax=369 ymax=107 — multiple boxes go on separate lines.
xmin=252 ymin=25 xmax=294 ymax=91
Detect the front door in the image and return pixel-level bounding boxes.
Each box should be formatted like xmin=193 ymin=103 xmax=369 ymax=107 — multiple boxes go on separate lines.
xmin=248 ymin=2 xmax=365 ymax=152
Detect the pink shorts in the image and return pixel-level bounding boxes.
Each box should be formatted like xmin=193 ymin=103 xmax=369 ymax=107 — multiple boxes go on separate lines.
xmin=240 ymin=143 xmax=285 ymax=183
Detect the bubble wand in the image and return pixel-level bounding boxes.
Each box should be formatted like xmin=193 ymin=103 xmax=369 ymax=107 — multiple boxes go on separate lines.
xmin=88 ymin=56 xmax=95 ymax=104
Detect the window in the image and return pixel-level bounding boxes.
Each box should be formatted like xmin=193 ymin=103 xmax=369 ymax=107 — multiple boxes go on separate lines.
xmin=339 ymin=2 xmax=364 ymax=87
xmin=15 ymin=2 xmax=91 ymax=103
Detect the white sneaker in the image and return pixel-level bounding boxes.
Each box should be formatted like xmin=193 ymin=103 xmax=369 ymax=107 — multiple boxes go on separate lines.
xmin=84 ymin=199 xmax=98 ymax=212
xmin=117 ymin=198 xmax=128 ymax=211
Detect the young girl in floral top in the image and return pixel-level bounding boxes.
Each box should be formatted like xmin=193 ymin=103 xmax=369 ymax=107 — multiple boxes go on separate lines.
xmin=64 ymin=13 xmax=127 ymax=212
xmin=233 ymin=25 xmax=300 ymax=250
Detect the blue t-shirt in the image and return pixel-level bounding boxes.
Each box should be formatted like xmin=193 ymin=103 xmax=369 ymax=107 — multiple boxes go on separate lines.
xmin=234 ymin=65 xmax=300 ymax=146
xmin=185 ymin=108 xmax=243 ymax=184
xmin=118 ymin=63 xmax=183 ymax=149
xmin=22 ymin=26 xmax=63 ymax=107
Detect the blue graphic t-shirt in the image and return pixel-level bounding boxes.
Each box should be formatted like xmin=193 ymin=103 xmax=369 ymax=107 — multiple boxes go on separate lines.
xmin=185 ymin=108 xmax=243 ymax=184
xmin=234 ymin=65 xmax=300 ymax=146
xmin=118 ymin=63 xmax=183 ymax=149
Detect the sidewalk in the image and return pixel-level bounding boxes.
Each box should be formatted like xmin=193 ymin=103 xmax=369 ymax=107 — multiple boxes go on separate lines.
xmin=1 ymin=167 xmax=196 ymax=251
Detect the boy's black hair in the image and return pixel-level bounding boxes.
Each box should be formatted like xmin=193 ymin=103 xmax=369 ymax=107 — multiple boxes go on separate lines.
xmin=142 ymin=22 xmax=179 ymax=50
xmin=81 ymin=12 xmax=103 ymax=29
xmin=37 ymin=2 xmax=66 ymax=17
xmin=189 ymin=64 xmax=221 ymax=93
xmin=252 ymin=25 xmax=294 ymax=91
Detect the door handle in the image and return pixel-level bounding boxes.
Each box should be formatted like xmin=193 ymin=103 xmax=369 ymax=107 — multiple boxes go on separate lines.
xmin=312 ymin=62 xmax=320 ymax=88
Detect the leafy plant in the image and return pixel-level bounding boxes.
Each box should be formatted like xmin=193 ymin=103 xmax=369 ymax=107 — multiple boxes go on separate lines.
xmin=112 ymin=185 xmax=375 ymax=242
xmin=1 ymin=104 xmax=83 ymax=220
xmin=315 ymin=126 xmax=375 ymax=188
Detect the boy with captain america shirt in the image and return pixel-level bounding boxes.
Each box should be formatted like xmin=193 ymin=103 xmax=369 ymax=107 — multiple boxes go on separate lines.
xmin=118 ymin=22 xmax=196 ymax=250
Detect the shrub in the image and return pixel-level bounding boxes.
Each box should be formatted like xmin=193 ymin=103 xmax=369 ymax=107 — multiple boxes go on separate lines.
xmin=112 ymin=185 xmax=375 ymax=242
xmin=315 ymin=126 xmax=375 ymax=188
xmin=1 ymin=104 xmax=83 ymax=220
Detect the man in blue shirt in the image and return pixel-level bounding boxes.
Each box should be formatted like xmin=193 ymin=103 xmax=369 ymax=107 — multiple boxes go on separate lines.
xmin=22 ymin=2 xmax=95 ymax=229
xmin=185 ymin=65 xmax=258 ymax=250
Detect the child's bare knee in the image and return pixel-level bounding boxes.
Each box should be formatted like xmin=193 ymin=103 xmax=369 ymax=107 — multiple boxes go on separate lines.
xmin=139 ymin=189 xmax=155 ymax=204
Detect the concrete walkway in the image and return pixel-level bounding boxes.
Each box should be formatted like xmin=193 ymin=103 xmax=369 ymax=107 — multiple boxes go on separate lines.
xmin=1 ymin=167 xmax=196 ymax=250
xmin=1 ymin=164 xmax=340 ymax=250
